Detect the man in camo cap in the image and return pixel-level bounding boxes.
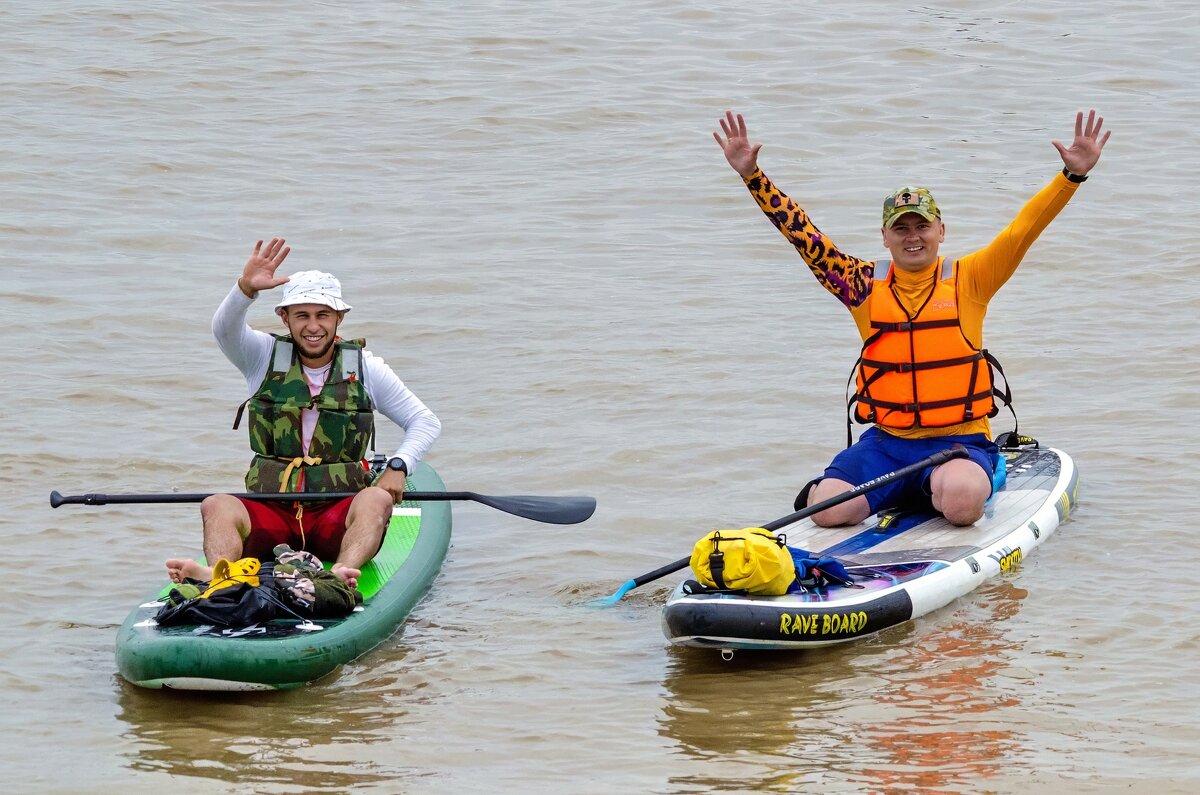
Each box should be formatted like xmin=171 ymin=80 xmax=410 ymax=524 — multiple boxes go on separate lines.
xmin=882 ymin=186 xmax=940 ymax=229
xmin=167 ymin=239 xmax=441 ymax=590
xmin=714 ymin=109 xmax=1109 ymax=528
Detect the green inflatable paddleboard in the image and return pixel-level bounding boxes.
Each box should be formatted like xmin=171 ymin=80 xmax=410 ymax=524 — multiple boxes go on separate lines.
xmin=116 ymin=462 xmax=452 ymax=690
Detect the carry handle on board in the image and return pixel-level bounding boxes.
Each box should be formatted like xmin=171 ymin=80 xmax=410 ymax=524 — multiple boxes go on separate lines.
xmin=590 ymin=446 xmax=968 ymax=605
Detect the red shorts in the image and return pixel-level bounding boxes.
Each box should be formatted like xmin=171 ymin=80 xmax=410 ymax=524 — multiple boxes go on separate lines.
xmin=238 ymin=496 xmax=355 ymax=563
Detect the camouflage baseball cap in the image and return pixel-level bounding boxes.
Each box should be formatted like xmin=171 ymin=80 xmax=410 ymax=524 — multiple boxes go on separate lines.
xmin=882 ymin=186 xmax=941 ymax=228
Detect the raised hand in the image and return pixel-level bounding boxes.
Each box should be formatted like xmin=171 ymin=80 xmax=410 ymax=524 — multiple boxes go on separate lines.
xmin=1052 ymin=109 xmax=1111 ymax=177
xmin=238 ymin=238 xmax=291 ymax=298
xmin=713 ymin=110 xmax=763 ymax=179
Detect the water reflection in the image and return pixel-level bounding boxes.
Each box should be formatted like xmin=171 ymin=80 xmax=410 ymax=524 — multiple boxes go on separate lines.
xmin=658 ymin=581 xmax=1031 ymax=793
xmin=114 ymin=647 xmax=422 ymax=790
xmin=856 ymin=582 xmax=1031 ymax=793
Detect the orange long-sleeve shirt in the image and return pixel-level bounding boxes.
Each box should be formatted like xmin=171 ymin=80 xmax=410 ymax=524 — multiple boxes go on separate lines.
xmin=744 ymin=169 xmax=1081 ymax=438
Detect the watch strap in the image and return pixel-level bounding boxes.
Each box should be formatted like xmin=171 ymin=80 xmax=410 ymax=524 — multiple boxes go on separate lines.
xmin=1062 ymin=166 xmax=1088 ymax=183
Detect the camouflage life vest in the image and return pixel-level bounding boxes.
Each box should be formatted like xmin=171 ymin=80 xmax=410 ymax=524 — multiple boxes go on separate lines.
xmin=238 ymin=335 xmax=375 ymax=493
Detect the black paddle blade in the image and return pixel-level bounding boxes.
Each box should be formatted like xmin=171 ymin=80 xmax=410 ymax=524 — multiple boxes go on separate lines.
xmin=471 ymin=493 xmax=596 ymax=525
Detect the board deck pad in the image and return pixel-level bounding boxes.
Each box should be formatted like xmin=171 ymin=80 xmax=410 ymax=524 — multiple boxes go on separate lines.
xmin=661 ymin=444 xmax=1077 ymax=651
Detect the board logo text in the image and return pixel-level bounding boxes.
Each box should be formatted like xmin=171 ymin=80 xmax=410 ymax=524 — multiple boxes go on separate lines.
xmin=779 ymin=611 xmax=868 ymax=636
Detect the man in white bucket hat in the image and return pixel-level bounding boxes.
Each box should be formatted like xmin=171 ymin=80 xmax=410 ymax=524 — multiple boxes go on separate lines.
xmin=166 ymin=238 xmax=441 ymax=589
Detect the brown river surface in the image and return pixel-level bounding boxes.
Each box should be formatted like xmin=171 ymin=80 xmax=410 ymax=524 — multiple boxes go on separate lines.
xmin=3 ymin=2 xmax=1198 ymax=793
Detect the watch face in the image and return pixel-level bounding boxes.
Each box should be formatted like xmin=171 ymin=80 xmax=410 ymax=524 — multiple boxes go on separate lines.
xmin=389 ymin=458 xmax=405 ymax=471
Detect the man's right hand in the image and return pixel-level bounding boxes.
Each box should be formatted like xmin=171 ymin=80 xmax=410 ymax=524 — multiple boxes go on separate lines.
xmin=237 ymin=238 xmax=292 ymax=299
xmin=714 ymin=110 xmax=763 ymax=180
xmin=374 ymin=468 xmax=407 ymax=504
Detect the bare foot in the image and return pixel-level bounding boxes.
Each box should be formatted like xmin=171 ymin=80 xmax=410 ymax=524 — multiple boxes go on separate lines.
xmin=166 ymin=558 xmax=213 ymax=583
xmin=331 ymin=564 xmax=361 ymax=591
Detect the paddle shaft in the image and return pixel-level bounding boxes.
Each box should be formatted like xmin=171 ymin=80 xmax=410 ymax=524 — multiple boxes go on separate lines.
xmin=48 ymin=489 xmax=597 ymax=525
xmin=621 ymin=446 xmax=968 ymax=591
xmin=54 ymin=490 xmax=481 ymax=506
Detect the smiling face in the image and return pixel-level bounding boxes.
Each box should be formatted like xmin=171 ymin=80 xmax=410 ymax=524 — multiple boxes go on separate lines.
xmin=881 ymin=212 xmax=946 ymax=272
xmin=279 ymin=303 xmax=345 ymax=366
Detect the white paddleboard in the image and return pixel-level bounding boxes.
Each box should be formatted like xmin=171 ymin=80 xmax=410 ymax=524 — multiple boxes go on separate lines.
xmin=662 ymin=440 xmax=1077 ymax=653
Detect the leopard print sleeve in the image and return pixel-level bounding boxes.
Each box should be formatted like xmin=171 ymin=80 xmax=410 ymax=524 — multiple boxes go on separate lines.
xmin=745 ymin=170 xmax=873 ymax=309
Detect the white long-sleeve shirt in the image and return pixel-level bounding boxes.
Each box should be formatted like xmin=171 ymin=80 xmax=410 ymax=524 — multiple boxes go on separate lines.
xmin=212 ymin=283 xmax=441 ymax=474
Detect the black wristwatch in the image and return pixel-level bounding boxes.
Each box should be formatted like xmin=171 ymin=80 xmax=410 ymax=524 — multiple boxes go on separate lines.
xmin=386 ymin=457 xmax=408 ymax=474
xmin=1062 ymin=167 xmax=1088 ymax=183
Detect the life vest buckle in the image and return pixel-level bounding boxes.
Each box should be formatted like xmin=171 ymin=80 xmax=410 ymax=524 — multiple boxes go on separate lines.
xmin=896 ymin=362 xmax=914 ymax=373
xmin=898 ymin=322 xmax=913 ymax=332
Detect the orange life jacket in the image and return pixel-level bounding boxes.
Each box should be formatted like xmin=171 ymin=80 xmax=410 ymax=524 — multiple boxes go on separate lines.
xmin=849 ymin=257 xmax=1011 ymax=437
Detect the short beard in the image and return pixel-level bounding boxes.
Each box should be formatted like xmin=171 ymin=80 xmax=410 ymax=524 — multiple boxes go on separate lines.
xmin=296 ymin=334 xmax=336 ymax=364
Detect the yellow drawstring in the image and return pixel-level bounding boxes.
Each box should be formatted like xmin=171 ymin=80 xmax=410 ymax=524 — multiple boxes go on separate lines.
xmin=279 ymin=455 xmax=322 ymax=550
xmin=294 ymin=502 xmax=306 ymax=550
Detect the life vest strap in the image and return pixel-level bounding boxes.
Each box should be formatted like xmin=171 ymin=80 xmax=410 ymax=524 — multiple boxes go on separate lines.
xmin=868 ymin=317 xmax=961 ymax=334
xmin=856 ymin=388 xmax=995 ymax=414
xmin=872 ymin=256 xmax=955 ymax=281
xmin=271 ymin=341 xmax=294 ymax=373
xmin=232 ymin=398 xmax=249 ymax=430
xmin=339 ymin=348 xmax=362 ymax=383
xmin=984 ymin=351 xmax=1013 ymax=402
xmin=860 ymin=352 xmax=985 ymax=374
xmin=860 ymin=318 xmax=964 ymax=353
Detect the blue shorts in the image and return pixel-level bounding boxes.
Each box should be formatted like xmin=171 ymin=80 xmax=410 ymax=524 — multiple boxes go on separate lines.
xmin=824 ymin=427 xmax=999 ymax=513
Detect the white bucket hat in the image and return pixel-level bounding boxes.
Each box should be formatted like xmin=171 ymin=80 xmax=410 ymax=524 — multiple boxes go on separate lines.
xmin=274 ymin=270 xmax=352 ymax=313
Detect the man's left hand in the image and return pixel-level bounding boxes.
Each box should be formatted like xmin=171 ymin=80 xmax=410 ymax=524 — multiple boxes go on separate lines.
xmin=1052 ymin=108 xmax=1111 ymax=177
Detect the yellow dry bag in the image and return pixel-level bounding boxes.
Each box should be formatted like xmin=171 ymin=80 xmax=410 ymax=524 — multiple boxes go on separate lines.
xmin=197 ymin=557 xmax=262 ymax=599
xmin=689 ymin=527 xmax=797 ymax=595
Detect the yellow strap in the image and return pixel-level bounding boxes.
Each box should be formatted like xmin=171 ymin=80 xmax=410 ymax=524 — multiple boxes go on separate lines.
xmin=278 ymin=455 xmax=323 ymax=492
